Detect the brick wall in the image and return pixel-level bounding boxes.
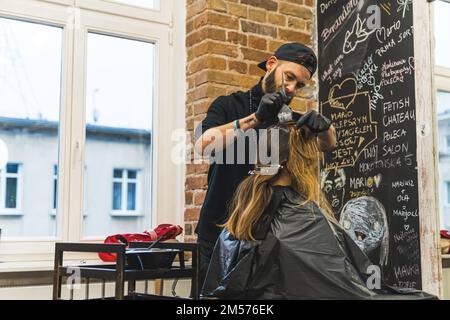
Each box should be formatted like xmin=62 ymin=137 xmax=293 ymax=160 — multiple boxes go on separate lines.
xmin=184 ymin=0 xmax=317 ymax=242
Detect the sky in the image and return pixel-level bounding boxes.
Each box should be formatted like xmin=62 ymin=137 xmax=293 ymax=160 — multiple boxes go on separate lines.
xmin=435 ymin=1 xmax=450 ymax=69
xmin=435 ymin=1 xmax=450 ymax=116
xmin=0 ymin=5 xmax=156 ymax=131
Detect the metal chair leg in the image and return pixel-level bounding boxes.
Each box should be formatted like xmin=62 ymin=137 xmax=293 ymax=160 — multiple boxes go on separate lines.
xmin=102 ymin=279 xmax=106 ymax=299
xmin=85 ymin=278 xmax=90 ymax=300
xmin=172 ymin=279 xmax=179 ymax=297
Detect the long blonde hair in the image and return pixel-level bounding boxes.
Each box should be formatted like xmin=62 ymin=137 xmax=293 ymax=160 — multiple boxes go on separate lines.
xmin=224 ymin=125 xmax=336 ymax=241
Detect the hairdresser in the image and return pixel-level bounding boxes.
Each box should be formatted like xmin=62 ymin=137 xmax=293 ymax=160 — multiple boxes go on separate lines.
xmin=193 ymin=42 xmax=337 ymax=289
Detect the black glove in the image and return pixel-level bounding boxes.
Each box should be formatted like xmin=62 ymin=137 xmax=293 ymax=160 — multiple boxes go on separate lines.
xmin=255 ymin=91 xmax=290 ymax=123
xmin=296 ymin=110 xmax=332 ymax=134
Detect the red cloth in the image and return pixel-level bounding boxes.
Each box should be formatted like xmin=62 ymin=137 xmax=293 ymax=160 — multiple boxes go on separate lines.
xmin=98 ymin=224 xmax=183 ymax=262
xmin=441 ymin=230 xmax=450 ymax=239
xmin=441 ymin=230 xmax=450 ymax=255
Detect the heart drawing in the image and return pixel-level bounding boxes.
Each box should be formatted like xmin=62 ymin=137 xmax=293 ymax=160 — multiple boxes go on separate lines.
xmin=328 ymin=77 xmax=358 ymax=111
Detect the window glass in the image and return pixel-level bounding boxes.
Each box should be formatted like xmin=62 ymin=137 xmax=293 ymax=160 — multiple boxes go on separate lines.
xmin=435 ymin=1 xmax=450 ymax=69
xmin=83 ymin=33 xmax=153 ymax=237
xmin=437 ymin=91 xmax=450 ymax=230
xmin=0 ymin=18 xmax=62 ymax=237
xmin=107 ymin=0 xmax=159 ymax=10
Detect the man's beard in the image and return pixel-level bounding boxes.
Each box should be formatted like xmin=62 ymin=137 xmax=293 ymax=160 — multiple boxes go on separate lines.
xmin=264 ymin=67 xmax=293 ymax=104
xmin=264 ymin=67 xmax=277 ymax=93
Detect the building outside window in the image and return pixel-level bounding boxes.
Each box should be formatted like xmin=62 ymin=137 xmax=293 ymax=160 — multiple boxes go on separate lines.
xmin=446 ymin=182 xmax=450 ymax=204
xmin=447 ymin=135 xmax=450 ymax=155
xmin=0 ymin=163 xmax=22 ymax=214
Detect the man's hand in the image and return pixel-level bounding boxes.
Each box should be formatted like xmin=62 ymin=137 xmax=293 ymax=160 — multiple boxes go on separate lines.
xmin=255 ymin=91 xmax=290 ymax=123
xmin=296 ymin=110 xmax=332 ymax=134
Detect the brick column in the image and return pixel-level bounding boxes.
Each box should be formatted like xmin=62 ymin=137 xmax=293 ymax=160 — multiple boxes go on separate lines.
xmin=184 ymin=0 xmax=317 ymax=242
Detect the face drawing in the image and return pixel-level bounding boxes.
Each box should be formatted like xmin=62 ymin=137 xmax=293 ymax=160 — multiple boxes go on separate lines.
xmin=321 ymin=168 xmax=346 ymax=213
xmin=339 ymin=196 xmax=389 ymax=266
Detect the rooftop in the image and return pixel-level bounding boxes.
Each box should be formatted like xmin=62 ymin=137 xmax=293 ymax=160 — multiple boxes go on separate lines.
xmin=0 ymin=117 xmax=151 ymax=143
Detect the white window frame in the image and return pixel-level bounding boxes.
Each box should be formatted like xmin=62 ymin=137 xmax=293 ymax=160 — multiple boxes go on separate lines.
xmin=111 ymin=168 xmax=142 ymax=216
xmin=0 ymin=0 xmax=185 ymax=269
xmin=51 ymin=164 xmax=88 ymax=217
xmin=40 ymin=0 xmax=74 ymax=5
xmin=436 ymin=69 xmax=450 ymax=89
xmin=0 ymin=163 xmax=23 ymax=216
xmin=75 ymin=0 xmax=170 ymax=24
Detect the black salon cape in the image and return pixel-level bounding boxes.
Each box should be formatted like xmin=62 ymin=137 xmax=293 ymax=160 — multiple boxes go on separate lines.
xmin=201 ymin=186 xmax=436 ymax=300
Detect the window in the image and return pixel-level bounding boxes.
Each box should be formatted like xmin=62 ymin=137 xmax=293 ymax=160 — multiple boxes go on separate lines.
xmin=84 ymin=33 xmax=154 ymax=129
xmin=447 ymin=182 xmax=450 ymax=204
xmin=82 ymin=32 xmax=153 ymax=237
xmin=435 ymin=1 xmax=450 ymax=230
xmin=0 ymin=16 xmax=62 ymax=237
xmin=112 ymin=169 xmax=139 ymax=213
xmin=447 ymin=136 xmax=450 ymax=154
xmin=437 ymin=90 xmax=450 ymax=116
xmin=0 ymin=0 xmax=182 ymax=266
xmin=0 ymin=17 xmax=62 ymax=121
xmin=0 ymin=164 xmax=22 ymax=214
xmin=443 ymin=91 xmax=450 ymax=153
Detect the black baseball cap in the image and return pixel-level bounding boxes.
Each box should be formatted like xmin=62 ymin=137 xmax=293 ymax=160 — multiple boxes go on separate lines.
xmin=257 ymin=42 xmax=317 ymax=77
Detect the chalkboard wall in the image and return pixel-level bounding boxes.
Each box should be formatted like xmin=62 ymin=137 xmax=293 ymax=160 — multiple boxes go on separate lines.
xmin=317 ymin=0 xmax=420 ymax=289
